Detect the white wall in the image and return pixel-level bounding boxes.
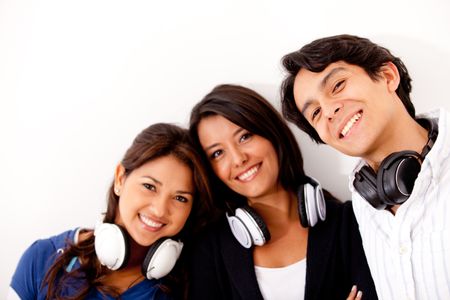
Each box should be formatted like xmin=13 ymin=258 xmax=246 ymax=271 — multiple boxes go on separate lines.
xmin=1 ymin=0 xmax=450 ymax=296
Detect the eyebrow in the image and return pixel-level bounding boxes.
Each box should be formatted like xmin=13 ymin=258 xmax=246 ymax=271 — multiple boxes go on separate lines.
xmin=143 ymin=176 xmax=194 ymax=195
xmin=143 ymin=175 xmax=162 ymax=186
xmin=203 ymin=127 xmax=246 ymax=152
xmin=177 ymin=190 xmax=194 ymax=196
xmin=300 ymin=67 xmax=346 ymax=114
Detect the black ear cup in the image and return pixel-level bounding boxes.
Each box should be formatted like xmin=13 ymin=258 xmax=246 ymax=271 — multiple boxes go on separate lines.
xmin=94 ymin=223 xmax=183 ymax=279
xmin=377 ymin=151 xmax=422 ymax=205
xmin=354 ymin=151 xmax=422 ymax=208
xmin=226 ymin=206 xmax=270 ymax=248
xmin=354 ymin=166 xmax=386 ymax=210
xmin=353 ymin=119 xmax=437 ymax=209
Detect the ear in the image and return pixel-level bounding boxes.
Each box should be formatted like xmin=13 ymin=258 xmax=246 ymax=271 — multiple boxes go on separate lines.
xmin=114 ymin=164 xmax=126 ymax=196
xmin=380 ymin=61 xmax=400 ymax=93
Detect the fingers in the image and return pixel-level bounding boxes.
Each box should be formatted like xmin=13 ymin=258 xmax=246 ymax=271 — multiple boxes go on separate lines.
xmin=346 ymin=285 xmax=363 ymax=300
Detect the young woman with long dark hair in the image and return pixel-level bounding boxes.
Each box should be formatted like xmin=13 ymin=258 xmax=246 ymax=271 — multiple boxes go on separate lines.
xmin=8 ymin=123 xmax=214 ymax=300
xmin=188 ymin=84 xmax=377 ymax=300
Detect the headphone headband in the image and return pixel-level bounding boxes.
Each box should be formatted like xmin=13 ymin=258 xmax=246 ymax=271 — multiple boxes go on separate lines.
xmin=418 ymin=118 xmax=438 ymax=158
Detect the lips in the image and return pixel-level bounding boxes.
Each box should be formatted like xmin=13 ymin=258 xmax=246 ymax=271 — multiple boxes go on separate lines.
xmin=340 ymin=110 xmax=362 ymax=138
xmin=236 ymin=163 xmax=260 ymax=182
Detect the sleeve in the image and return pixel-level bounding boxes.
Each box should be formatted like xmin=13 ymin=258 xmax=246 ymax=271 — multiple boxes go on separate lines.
xmin=6 ymin=287 xmax=22 ymax=300
xmin=187 ymin=231 xmax=226 ymax=300
xmin=340 ymin=201 xmax=378 ymax=300
xmin=10 ymin=241 xmax=43 ymax=299
xmin=152 ymin=287 xmax=173 ymax=300
xmin=10 ymin=239 xmax=54 ymax=300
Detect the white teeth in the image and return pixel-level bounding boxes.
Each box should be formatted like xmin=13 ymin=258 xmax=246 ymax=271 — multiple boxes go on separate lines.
xmin=341 ymin=112 xmax=362 ymax=137
xmin=139 ymin=214 xmax=163 ymax=228
xmin=238 ymin=165 xmax=259 ymax=181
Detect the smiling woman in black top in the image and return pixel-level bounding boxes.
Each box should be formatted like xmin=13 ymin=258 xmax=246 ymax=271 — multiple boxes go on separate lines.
xmin=187 ymin=84 xmax=377 ymax=300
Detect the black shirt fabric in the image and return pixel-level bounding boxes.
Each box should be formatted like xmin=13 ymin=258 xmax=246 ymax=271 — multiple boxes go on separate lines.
xmin=188 ymin=200 xmax=378 ymax=300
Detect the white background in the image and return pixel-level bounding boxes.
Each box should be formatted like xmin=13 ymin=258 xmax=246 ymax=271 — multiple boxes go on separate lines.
xmin=1 ymin=0 xmax=450 ymax=296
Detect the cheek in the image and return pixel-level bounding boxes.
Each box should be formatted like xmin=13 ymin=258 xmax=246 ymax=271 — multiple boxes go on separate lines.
xmin=114 ymin=199 xmax=129 ymax=227
xmin=212 ymin=161 xmax=229 ymax=181
xmin=172 ymin=206 xmax=193 ymax=230
xmin=316 ymin=123 xmax=330 ymax=141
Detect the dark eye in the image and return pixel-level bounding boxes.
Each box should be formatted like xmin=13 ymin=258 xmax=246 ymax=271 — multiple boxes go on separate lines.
xmin=311 ymin=107 xmax=321 ymax=121
xmin=239 ymin=132 xmax=253 ymax=143
xmin=175 ymin=195 xmax=188 ymax=203
xmin=143 ymin=183 xmax=156 ymax=191
xmin=332 ymin=80 xmax=345 ymax=93
xmin=210 ymin=149 xmax=223 ymax=160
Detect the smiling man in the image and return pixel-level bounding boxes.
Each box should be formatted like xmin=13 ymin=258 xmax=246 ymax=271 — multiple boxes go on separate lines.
xmin=280 ymin=34 xmax=450 ymax=300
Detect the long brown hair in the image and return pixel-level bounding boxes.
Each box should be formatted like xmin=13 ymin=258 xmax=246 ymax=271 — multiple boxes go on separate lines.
xmin=189 ymin=84 xmax=311 ymax=210
xmin=43 ymin=123 xmax=215 ymax=299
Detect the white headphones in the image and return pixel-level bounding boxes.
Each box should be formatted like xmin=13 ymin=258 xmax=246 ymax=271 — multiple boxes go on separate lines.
xmin=226 ymin=176 xmax=326 ymax=248
xmin=94 ymin=223 xmax=183 ymax=279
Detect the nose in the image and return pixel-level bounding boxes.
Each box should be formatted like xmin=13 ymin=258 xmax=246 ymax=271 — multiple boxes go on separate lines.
xmin=230 ymin=146 xmax=248 ymax=167
xmin=150 ymin=195 xmax=169 ymax=218
xmin=323 ymin=101 xmax=343 ymax=121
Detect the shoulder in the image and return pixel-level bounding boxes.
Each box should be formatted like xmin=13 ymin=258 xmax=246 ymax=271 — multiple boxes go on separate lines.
xmin=311 ymin=199 xmax=360 ymax=241
xmin=10 ymin=229 xmax=79 ymax=299
xmin=188 ymin=215 xmax=249 ymax=267
xmin=18 ymin=228 xmax=77 ymax=267
xmin=192 ymin=216 xmax=231 ymax=246
xmin=119 ymin=279 xmax=171 ymax=300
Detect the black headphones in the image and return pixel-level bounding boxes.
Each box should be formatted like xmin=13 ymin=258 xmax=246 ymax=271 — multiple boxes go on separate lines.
xmin=353 ymin=119 xmax=438 ymax=210
xmin=226 ymin=176 xmax=326 ymax=248
xmin=94 ymin=223 xmax=183 ymax=279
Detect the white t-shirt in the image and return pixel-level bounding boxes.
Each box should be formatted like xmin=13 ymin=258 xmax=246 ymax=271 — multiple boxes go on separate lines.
xmin=254 ymin=258 xmax=306 ymax=300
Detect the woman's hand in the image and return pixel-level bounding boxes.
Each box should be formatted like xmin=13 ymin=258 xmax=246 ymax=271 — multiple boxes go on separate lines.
xmin=346 ymin=285 xmax=363 ymax=300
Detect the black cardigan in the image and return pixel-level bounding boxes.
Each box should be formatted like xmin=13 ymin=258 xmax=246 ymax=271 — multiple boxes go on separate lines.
xmin=188 ymin=200 xmax=377 ymax=300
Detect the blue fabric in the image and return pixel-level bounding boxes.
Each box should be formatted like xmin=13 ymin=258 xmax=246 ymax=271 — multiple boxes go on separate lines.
xmin=10 ymin=228 xmax=170 ymax=300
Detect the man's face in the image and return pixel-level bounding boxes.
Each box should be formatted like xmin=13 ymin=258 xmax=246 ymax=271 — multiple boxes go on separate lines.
xmin=292 ymin=61 xmax=401 ymax=161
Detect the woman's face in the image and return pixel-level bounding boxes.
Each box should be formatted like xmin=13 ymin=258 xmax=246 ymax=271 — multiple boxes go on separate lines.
xmin=114 ymin=155 xmax=194 ymax=246
xmin=197 ymin=114 xmax=280 ymax=202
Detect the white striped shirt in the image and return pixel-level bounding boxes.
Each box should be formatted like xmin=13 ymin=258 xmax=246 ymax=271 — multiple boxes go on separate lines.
xmin=350 ymin=108 xmax=450 ymax=300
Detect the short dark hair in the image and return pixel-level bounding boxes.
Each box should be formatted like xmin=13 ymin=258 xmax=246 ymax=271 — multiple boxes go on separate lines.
xmin=280 ymin=34 xmax=414 ymax=143
xmin=189 ymin=84 xmax=307 ymax=208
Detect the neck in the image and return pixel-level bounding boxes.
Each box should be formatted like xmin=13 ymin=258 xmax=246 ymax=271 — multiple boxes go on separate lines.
xmin=365 ymin=116 xmax=429 ymax=171
xmin=247 ymin=187 xmax=298 ymax=225
xmin=126 ymin=238 xmax=150 ymax=268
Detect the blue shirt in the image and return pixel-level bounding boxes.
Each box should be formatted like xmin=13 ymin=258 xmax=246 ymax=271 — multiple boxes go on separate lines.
xmin=10 ymin=228 xmax=171 ymax=299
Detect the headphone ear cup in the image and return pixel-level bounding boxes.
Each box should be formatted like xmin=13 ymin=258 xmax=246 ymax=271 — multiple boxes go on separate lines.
xmin=377 ymin=151 xmax=422 ymax=205
xmin=227 ymin=212 xmax=253 ymax=249
xmin=141 ymin=238 xmax=184 ymax=280
xmin=353 ymin=165 xmax=387 ymax=210
xmin=94 ymin=223 xmax=130 ymax=270
xmin=298 ymin=178 xmax=327 ymax=228
xmin=227 ymin=206 xmax=270 ymax=248
xmin=297 ymin=188 xmax=309 ymax=228
xmin=240 ymin=206 xmax=271 ymax=245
